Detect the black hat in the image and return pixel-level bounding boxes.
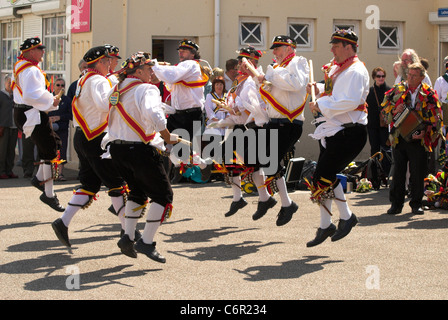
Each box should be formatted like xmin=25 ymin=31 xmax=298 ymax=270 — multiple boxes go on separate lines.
xmin=83 ymin=46 xmax=111 ymax=64
xmin=178 ymin=39 xmax=199 ymax=51
xmin=270 ymin=35 xmax=296 ymax=49
xmin=20 ymin=37 xmax=45 ymax=52
xmin=105 ymin=44 xmax=122 ymax=59
xmin=120 ymin=52 xmax=152 ymax=70
xmin=237 ymin=46 xmax=262 ymax=61
xmin=329 ymin=29 xmax=358 ymax=46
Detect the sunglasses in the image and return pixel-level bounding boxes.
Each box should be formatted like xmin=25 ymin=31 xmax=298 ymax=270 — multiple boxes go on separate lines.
xmin=375 ymin=75 xmax=385 ymax=78
xmin=55 ymin=84 xmax=65 ymax=87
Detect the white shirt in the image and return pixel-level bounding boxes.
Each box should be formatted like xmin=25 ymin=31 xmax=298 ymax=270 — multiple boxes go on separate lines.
xmin=234 ymin=75 xmax=267 ymax=127
xmin=311 ymin=59 xmax=369 ymax=142
xmin=73 ymin=72 xmax=112 ymax=131
xmin=224 ymin=72 xmax=234 ymax=92
xmin=152 ymin=59 xmax=205 ymax=111
xmin=12 ymin=60 xmax=55 ymax=112
xmin=104 ymin=79 xmax=167 ymax=149
xmin=433 ymin=75 xmax=448 ymax=102
xmin=262 ymin=55 xmax=309 ymax=120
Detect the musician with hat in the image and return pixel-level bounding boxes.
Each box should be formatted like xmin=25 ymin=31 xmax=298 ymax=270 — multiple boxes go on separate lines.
xmin=51 ymin=45 xmax=128 ymax=248
xmin=104 ymin=52 xmax=180 ymax=263
xmin=151 ymin=39 xmax=212 ymax=182
xmin=12 ymin=37 xmax=64 ymax=212
xmin=382 ymin=62 xmax=443 ymax=216
xmin=306 ymin=29 xmax=369 ymax=246
xmin=248 ymin=35 xmax=309 ymax=226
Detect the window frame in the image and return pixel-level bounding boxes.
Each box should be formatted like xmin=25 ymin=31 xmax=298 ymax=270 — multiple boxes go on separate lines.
xmin=377 ymin=21 xmax=403 ymax=54
xmin=287 ymin=18 xmax=314 ymax=51
xmin=239 ymin=16 xmax=267 ymax=50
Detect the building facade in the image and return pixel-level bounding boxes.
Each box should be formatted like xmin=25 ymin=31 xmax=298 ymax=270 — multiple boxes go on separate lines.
xmin=2 ymin=0 xmax=448 ymax=164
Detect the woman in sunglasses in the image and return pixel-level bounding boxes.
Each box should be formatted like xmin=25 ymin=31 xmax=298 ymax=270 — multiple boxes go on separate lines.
xmin=48 ymin=78 xmax=72 ymax=181
xmin=366 ymin=67 xmax=391 ymax=175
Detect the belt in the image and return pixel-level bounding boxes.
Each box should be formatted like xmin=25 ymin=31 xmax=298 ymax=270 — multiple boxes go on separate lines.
xmin=269 ymin=118 xmax=303 ymax=125
xmin=110 ymin=139 xmax=145 ymax=145
xmin=175 ymin=107 xmax=202 ymax=114
xmin=14 ymin=103 xmax=33 ymax=110
xmin=342 ymin=123 xmax=366 ymax=129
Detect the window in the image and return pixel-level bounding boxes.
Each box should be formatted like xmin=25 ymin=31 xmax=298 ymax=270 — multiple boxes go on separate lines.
xmin=43 ymin=16 xmax=66 ymax=75
xmin=378 ymin=22 xmax=402 ymax=53
xmin=333 ymin=20 xmax=360 ymax=37
xmin=239 ymin=17 xmax=267 ymax=49
xmin=288 ymin=18 xmax=314 ymax=51
xmin=1 ymin=21 xmax=22 ymax=72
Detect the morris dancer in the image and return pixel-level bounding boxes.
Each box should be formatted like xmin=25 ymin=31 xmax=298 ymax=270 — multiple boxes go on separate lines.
xmin=382 ymin=63 xmax=443 ymax=215
xmin=104 ymin=52 xmax=180 ymax=263
xmin=52 ymin=46 xmax=127 ymax=247
xmin=12 ymin=37 xmax=64 ymax=212
xmin=151 ymin=40 xmax=212 ymax=182
xmin=105 ymin=44 xmax=121 ymax=86
xmin=252 ymin=35 xmax=309 ymax=226
xmin=306 ymin=30 xmax=369 ymax=247
xmin=219 ymin=46 xmax=271 ymax=218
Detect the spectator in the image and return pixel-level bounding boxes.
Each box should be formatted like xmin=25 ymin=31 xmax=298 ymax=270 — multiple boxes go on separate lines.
xmin=395 ymin=48 xmax=432 ymax=86
xmin=433 ymin=56 xmax=448 ymax=103
xmin=0 ymin=75 xmax=18 ymax=179
xmin=48 ymin=78 xmax=72 ymax=181
xmin=366 ymin=67 xmax=391 ymax=175
xmin=224 ymin=58 xmax=239 ymax=92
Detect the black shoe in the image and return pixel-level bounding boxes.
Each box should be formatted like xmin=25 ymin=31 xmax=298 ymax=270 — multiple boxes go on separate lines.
xmin=307 ymin=224 xmax=337 ymax=247
xmin=31 ymin=176 xmax=44 ymax=192
xmin=200 ymin=163 xmax=213 ymax=182
xmin=52 ymin=218 xmax=71 ymax=247
xmin=331 ymin=213 xmax=358 ymax=242
xmin=135 ymin=239 xmax=166 ymax=263
xmin=117 ymin=234 xmax=137 ymax=258
xmin=387 ymin=205 xmax=402 ymax=215
xmin=412 ymin=207 xmax=424 ymax=215
xmin=120 ymin=229 xmax=142 ymax=241
xmin=276 ymin=201 xmax=299 ymax=226
xmin=40 ymin=193 xmax=65 ymax=212
xmin=225 ymin=198 xmax=248 ymax=217
xmin=252 ymin=197 xmax=277 ymax=220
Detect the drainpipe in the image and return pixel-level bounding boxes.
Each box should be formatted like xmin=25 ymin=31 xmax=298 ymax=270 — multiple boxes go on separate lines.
xmin=214 ymin=0 xmax=220 ymax=67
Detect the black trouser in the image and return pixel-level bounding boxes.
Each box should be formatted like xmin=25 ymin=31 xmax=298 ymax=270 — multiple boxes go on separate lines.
xmin=314 ymin=125 xmax=367 ymax=186
xmin=367 ymin=125 xmax=391 ymax=174
xmin=249 ymin=120 xmax=302 ymax=176
xmin=167 ymin=108 xmax=202 ymax=140
xmin=109 ymin=143 xmax=173 ymax=206
xmin=14 ymin=107 xmax=60 ymax=160
xmin=389 ymin=136 xmax=428 ymax=209
xmin=74 ymin=128 xmax=125 ymax=194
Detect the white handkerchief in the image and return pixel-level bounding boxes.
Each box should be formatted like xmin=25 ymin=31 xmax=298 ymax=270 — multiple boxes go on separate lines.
xmin=23 ymin=108 xmax=41 ymax=138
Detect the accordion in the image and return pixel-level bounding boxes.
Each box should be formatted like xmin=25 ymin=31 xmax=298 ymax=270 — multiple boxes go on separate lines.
xmin=393 ymin=108 xmax=426 ymax=142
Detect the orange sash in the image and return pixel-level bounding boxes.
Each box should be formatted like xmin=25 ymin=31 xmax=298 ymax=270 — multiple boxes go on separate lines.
xmin=11 ymin=60 xmax=50 ymax=96
xmin=174 ymin=61 xmax=209 ymax=88
xmin=109 ymin=80 xmax=156 ymax=144
xmin=72 ymin=71 xmax=109 ymax=141
xmin=260 ymin=85 xmax=308 ymax=122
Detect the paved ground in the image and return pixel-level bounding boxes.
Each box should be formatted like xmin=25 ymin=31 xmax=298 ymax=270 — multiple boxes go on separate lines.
xmin=1 ymin=166 xmax=448 ymax=305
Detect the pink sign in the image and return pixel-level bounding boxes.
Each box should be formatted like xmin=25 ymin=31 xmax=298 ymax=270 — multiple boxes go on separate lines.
xmin=70 ymin=0 xmax=91 ymax=33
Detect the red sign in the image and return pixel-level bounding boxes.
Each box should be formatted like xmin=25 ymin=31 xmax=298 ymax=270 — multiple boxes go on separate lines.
xmin=70 ymin=0 xmax=91 ymax=33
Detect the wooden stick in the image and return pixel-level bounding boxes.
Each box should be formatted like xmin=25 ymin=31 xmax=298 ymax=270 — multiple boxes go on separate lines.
xmin=309 ymin=60 xmax=318 ymax=117
xmin=241 ymin=57 xmax=272 ymax=90
xmin=212 ymin=99 xmax=241 ymax=116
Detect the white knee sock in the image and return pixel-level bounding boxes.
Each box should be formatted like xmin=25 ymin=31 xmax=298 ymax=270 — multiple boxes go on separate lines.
xmin=252 ymin=169 xmax=270 ymax=202
xmin=231 ymin=175 xmax=242 ymax=201
xmin=141 ymin=202 xmax=165 ymax=245
xmin=111 ymin=196 xmax=125 ymax=229
xmin=36 ymin=164 xmax=44 ymax=180
xmin=124 ymin=200 xmax=145 ymax=241
xmin=319 ymin=198 xmax=333 ymax=229
xmin=61 ymin=191 xmax=89 ymax=227
xmin=333 ymin=183 xmax=352 ymax=220
xmin=42 ymin=164 xmax=54 ymax=197
xmin=276 ymin=176 xmax=292 ymax=207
